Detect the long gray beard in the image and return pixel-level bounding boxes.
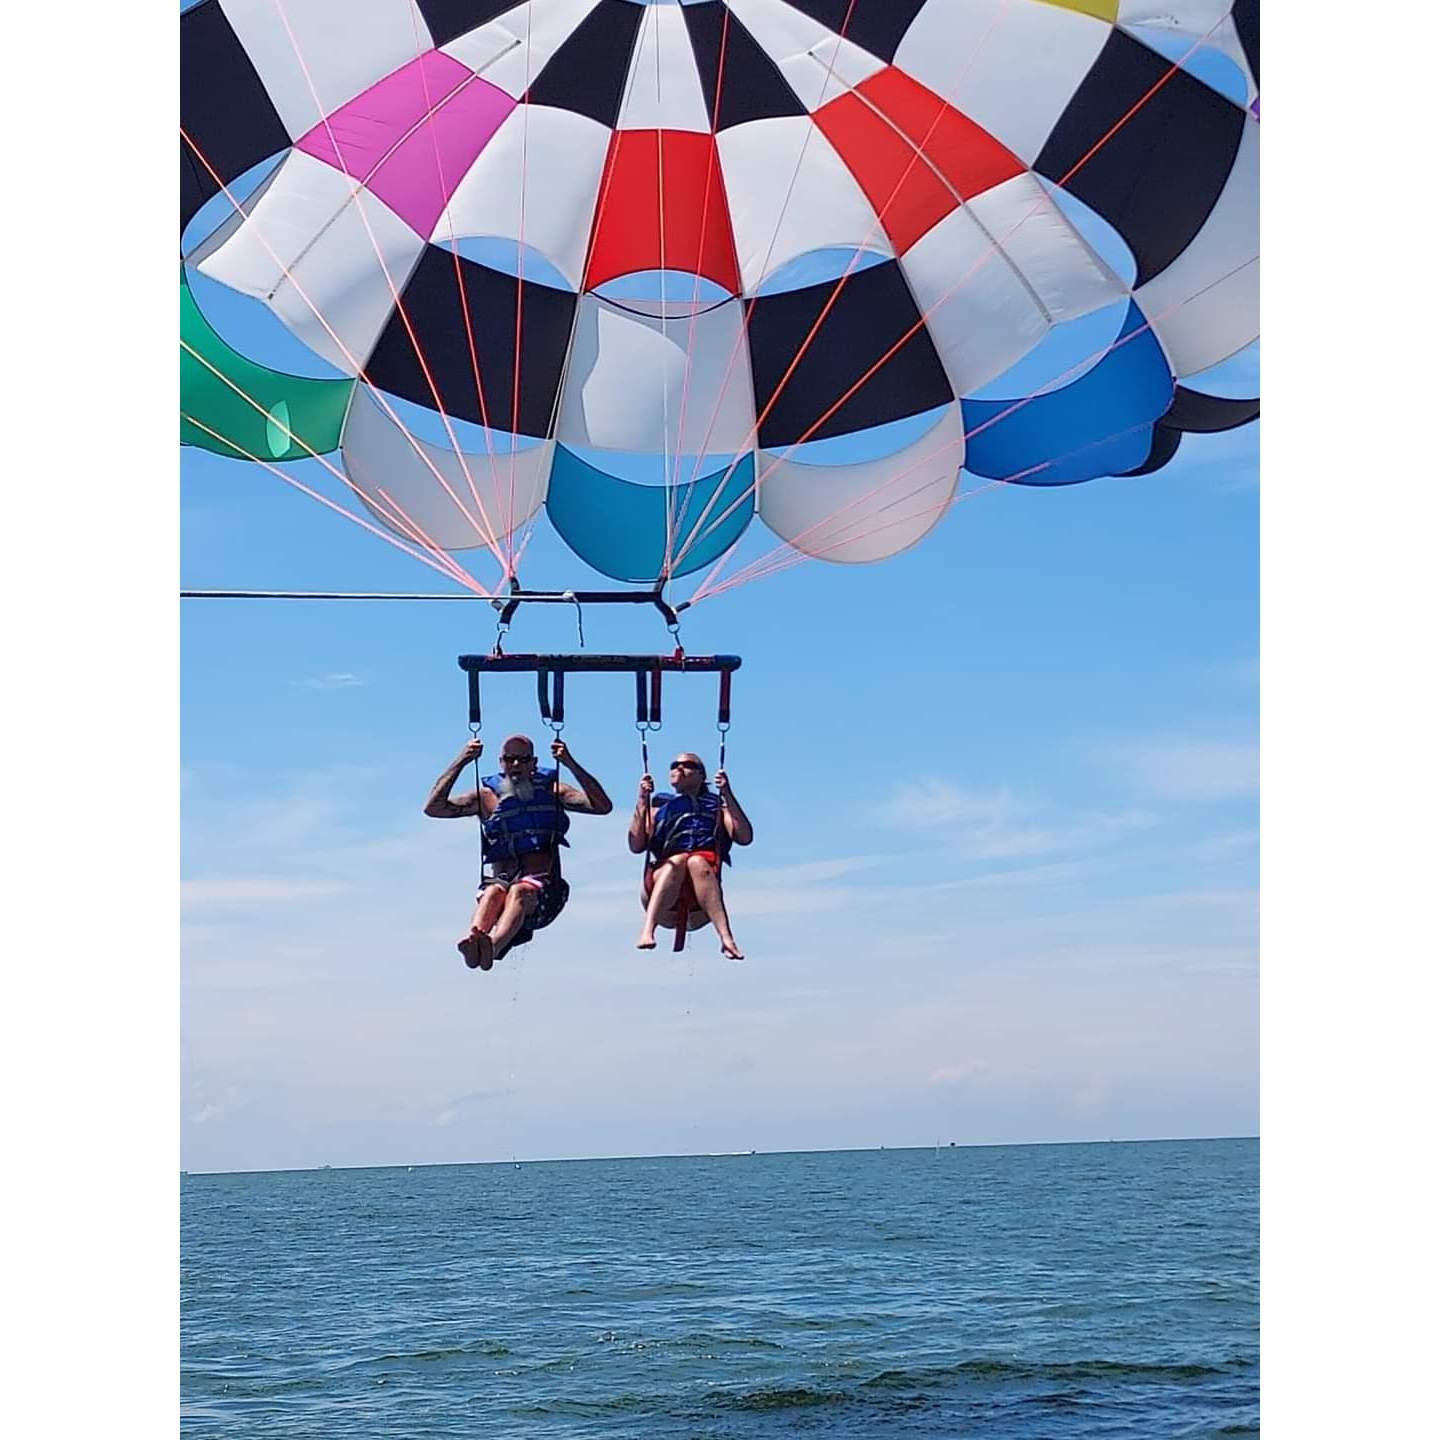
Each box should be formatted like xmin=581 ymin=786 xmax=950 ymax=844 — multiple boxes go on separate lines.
xmin=498 ymin=775 xmax=535 ymax=803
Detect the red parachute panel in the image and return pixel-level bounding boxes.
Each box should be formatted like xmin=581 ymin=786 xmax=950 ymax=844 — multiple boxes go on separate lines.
xmin=816 ymin=67 xmax=1024 ymax=254
xmin=584 ymin=129 xmax=741 ymax=295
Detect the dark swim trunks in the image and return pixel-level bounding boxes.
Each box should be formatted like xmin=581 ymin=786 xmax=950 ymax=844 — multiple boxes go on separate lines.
xmin=482 ymin=857 xmax=570 ymax=947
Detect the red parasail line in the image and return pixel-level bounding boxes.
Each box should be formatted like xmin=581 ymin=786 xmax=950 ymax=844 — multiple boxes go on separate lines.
xmin=182 ymin=409 xmax=489 ymax=593
xmin=218 ymin=0 xmax=513 ymax=570
xmin=181 ymin=124 xmax=508 ymax=575
xmin=676 ymin=21 xmax=1229 ymax=590
xmin=182 ymin=338 xmax=488 ymax=591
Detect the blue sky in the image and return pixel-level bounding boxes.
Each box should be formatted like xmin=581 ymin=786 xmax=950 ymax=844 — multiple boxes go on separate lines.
xmin=176 ymin=0 xmax=1260 ymax=1173
xmin=181 ymin=390 xmax=1258 ymax=1173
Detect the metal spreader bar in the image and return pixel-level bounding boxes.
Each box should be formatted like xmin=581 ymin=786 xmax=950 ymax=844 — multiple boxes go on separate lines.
xmin=459 ymin=654 xmax=740 ymax=674
xmin=491 ymin=586 xmax=687 ymax=631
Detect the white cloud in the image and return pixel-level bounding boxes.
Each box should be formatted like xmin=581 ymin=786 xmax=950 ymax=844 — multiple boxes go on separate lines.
xmin=743 ymin=857 xmax=881 ymax=887
xmin=938 ymin=860 xmax=1091 ymax=889
xmin=1119 ymin=886 xmax=1258 ymax=914
xmin=1184 ymin=828 xmax=1260 ymax=861
xmin=1119 ymin=738 xmax=1259 ymax=801
xmin=184 ymin=765 xmax=389 ymax=860
xmin=186 ymin=1083 xmax=248 ymax=1127
xmin=885 ymin=782 xmax=1013 ymax=829
xmin=179 ymin=753 xmax=1258 ymax=1171
xmin=885 ymin=782 xmax=1152 ymax=861
xmin=295 ymin=673 xmax=366 ymax=690
xmin=182 ymin=875 xmax=349 ymax=908
xmin=929 ymin=1060 xmax=989 ymax=1087
xmin=731 ymin=856 xmax=882 ymax=916
xmin=1172 ymin=423 xmax=1260 ymax=492
xmin=430 ymin=1087 xmax=508 ymax=1128
xmin=1069 ymin=1075 xmax=1113 ymax=1113
xmin=1195 ymin=655 xmax=1260 ymax=694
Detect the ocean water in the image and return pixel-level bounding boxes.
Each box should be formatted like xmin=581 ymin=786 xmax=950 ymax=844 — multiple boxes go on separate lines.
xmin=181 ymin=1138 xmax=1258 ymax=1438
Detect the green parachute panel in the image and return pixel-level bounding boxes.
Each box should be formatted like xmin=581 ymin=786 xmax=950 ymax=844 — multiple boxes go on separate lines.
xmin=181 ymin=271 xmax=353 ymax=462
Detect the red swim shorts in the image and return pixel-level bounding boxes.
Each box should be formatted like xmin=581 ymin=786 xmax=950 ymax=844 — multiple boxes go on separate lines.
xmin=642 ymin=851 xmax=721 ymax=930
xmin=643 ymin=851 xmax=720 ymax=897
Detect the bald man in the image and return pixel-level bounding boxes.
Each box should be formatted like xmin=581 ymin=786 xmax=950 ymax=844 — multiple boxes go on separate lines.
xmin=425 ymin=734 xmax=612 ymax=970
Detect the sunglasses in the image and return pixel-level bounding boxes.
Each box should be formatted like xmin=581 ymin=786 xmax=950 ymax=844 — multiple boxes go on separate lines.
xmin=501 ymin=753 xmax=537 ymax=763
xmin=670 ymin=760 xmax=702 ymax=771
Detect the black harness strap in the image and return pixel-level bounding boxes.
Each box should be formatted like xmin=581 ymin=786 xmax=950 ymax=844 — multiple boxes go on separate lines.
xmin=467 ymin=670 xmax=487 ymax=885
xmin=536 ymin=668 xmax=567 ymax=846
xmin=536 ymin=667 xmax=566 ymax=729
xmin=717 ymin=669 xmax=732 ymax=773
xmin=467 ymin=668 xmax=482 ymax=729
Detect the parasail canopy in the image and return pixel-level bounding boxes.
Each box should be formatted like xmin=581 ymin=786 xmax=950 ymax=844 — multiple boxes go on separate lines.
xmin=181 ymin=0 xmax=1259 ymax=598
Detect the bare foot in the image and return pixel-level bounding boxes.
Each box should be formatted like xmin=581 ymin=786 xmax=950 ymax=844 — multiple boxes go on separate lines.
xmin=636 ymin=932 xmax=657 ymax=950
xmin=459 ymin=930 xmax=494 ymax=971
xmin=720 ymin=939 xmax=744 ymax=961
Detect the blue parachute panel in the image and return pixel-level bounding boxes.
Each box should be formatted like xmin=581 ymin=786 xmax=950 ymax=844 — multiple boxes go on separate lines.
xmin=547 ymin=448 xmax=755 ymax=583
xmin=962 ymin=303 xmax=1175 ymax=487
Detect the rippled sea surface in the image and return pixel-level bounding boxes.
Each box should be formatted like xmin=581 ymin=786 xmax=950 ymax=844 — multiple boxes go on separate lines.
xmin=182 ymin=1139 xmax=1257 ymax=1438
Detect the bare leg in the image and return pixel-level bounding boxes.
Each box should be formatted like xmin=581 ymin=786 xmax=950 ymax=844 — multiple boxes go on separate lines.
xmin=638 ymin=858 xmax=687 ymax=949
xmin=687 ymin=854 xmax=743 ymax=959
xmin=459 ymin=885 xmax=507 ymax=969
xmin=489 ymin=885 xmax=539 ymax=962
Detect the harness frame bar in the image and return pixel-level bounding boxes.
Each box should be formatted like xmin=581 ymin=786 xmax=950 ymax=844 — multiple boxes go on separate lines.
xmin=459 ymin=654 xmax=741 ymax=674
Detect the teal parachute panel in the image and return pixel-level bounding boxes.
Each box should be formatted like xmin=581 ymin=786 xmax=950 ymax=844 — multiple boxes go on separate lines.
xmin=547 ymin=449 xmax=755 ymax=584
xmin=180 ymin=271 xmax=353 ymax=462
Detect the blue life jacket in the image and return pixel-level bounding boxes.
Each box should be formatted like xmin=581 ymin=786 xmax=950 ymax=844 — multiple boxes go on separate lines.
xmin=650 ymin=789 xmax=729 ymax=864
xmin=481 ymin=768 xmax=570 ymax=860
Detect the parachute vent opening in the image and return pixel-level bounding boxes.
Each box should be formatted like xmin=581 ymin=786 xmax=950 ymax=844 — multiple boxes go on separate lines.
xmin=755 ymin=247 xmax=891 ymax=297
xmin=438 ymin=237 xmax=573 ymax=294
xmin=181 ymin=153 xmax=285 ymax=257
xmin=594 ymin=271 xmax=733 ymax=319
xmin=1174 ymin=340 xmax=1259 ymax=400
xmin=183 ymin=268 xmax=352 ymax=382
xmin=1126 ymin=26 xmax=1253 ymax=108
xmin=965 ymin=300 xmax=1132 ymax=404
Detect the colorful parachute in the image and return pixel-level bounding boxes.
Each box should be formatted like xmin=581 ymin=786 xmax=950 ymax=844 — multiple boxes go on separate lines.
xmin=181 ymin=0 xmax=1259 ymax=590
